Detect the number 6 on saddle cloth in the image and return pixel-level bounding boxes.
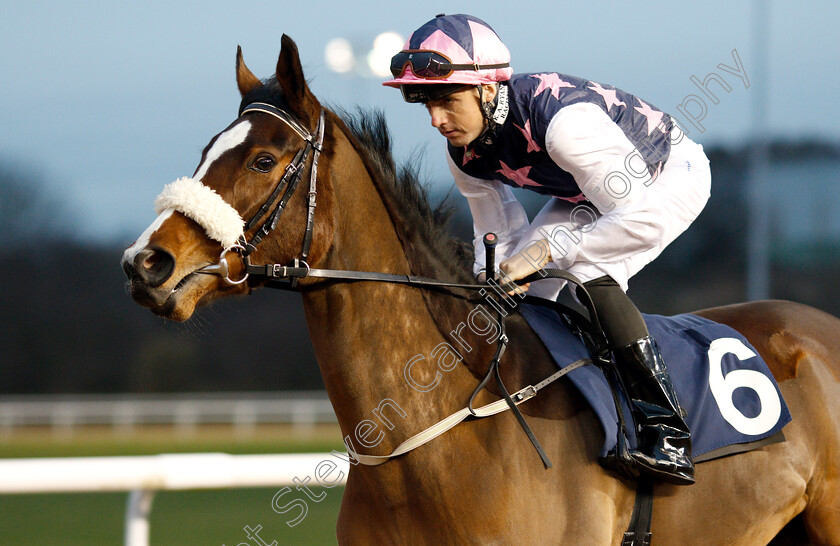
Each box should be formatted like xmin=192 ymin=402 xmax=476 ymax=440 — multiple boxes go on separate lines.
xmin=494 ymin=234 xmax=793 ymax=466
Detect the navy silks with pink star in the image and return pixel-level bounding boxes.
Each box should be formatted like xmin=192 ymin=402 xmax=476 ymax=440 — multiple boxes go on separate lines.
xmin=448 ymin=73 xmax=675 ymax=204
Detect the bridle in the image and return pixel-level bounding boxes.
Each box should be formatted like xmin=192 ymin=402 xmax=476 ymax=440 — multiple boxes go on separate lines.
xmin=195 ymin=101 xmax=616 ymax=469
xmin=239 ymin=103 xmax=325 ymax=263
xmin=173 ymin=94 xmax=656 ymax=546
xmin=199 ymin=101 xmax=326 ymax=288
xmin=200 ymin=101 xmax=559 ymax=294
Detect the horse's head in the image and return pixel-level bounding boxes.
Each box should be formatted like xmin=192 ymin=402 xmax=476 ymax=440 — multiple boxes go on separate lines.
xmin=122 ymin=36 xmax=331 ymax=321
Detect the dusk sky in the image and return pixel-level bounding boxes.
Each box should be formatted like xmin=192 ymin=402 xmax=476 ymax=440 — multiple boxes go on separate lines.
xmin=2 ymin=1 xmax=838 ymax=242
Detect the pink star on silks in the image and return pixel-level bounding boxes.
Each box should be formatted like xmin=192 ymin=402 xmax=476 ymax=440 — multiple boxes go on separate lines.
xmin=558 ymin=193 xmax=589 ymax=204
xmin=634 ymin=99 xmax=665 ymax=135
xmin=462 ymin=147 xmax=480 ymax=166
xmin=497 ymin=161 xmax=540 ymax=188
xmin=588 ymin=81 xmax=626 ymax=112
xmin=531 ymin=73 xmax=575 ymax=100
xmin=514 ymin=120 xmax=541 ymax=153
xmin=650 ymin=161 xmax=663 ymax=183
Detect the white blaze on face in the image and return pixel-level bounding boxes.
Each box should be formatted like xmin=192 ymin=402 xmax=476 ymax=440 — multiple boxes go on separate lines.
xmin=123 ymin=209 xmax=175 ymax=264
xmin=124 ymin=121 xmax=253 ymax=264
xmin=194 ymin=120 xmax=252 ymax=182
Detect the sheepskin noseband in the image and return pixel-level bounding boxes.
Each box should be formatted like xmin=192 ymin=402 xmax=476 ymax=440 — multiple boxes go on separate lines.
xmin=154 ymin=176 xmax=245 ymax=250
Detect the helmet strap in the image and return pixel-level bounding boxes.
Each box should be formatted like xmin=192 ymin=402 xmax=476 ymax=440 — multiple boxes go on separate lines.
xmin=479 ymin=85 xmax=493 ymax=121
xmin=473 ymin=82 xmax=509 ymax=148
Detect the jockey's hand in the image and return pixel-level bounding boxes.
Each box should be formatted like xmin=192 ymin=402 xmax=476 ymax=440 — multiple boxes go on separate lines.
xmin=478 ymin=270 xmax=524 ymax=294
xmin=498 ymin=238 xmax=552 ymax=295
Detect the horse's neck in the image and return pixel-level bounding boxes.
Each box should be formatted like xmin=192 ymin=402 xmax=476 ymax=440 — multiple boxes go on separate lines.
xmin=301 ymin=121 xmax=583 ymax=466
xmin=300 ymin=125 xmax=485 ymax=452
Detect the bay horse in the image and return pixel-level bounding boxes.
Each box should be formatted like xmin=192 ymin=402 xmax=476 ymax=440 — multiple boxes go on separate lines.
xmin=122 ymin=36 xmax=840 ymax=544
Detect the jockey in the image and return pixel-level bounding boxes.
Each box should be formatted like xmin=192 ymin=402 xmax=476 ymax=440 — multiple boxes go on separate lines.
xmin=385 ymin=13 xmax=711 ymax=485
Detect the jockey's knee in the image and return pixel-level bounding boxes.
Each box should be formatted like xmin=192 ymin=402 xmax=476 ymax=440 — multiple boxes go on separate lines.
xmin=579 ymin=276 xmax=648 ymax=348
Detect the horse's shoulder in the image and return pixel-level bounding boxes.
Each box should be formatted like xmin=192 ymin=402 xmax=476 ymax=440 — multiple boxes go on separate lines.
xmin=693 ymin=299 xmax=840 ymax=382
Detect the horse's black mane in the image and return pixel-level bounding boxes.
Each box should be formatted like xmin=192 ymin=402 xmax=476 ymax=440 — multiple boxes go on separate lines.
xmin=240 ymin=76 xmax=473 ymax=280
xmin=336 ymin=107 xmax=474 ymax=279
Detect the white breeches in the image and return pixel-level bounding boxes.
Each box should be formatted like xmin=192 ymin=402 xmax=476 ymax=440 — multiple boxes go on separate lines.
xmin=516 ymin=137 xmax=712 ymax=300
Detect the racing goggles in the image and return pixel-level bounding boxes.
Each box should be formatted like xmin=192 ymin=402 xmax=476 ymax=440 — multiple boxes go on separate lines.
xmin=390 ymin=50 xmax=509 ymax=80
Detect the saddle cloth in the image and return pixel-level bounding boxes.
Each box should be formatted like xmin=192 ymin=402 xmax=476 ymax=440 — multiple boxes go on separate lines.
xmin=520 ymin=303 xmax=792 ymax=462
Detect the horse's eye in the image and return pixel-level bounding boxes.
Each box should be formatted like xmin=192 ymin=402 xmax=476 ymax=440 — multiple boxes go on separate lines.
xmin=251 ymin=156 xmax=276 ymax=173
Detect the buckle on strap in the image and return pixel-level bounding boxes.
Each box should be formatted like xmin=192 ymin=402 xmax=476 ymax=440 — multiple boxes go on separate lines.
xmin=512 ymin=385 xmax=537 ymax=403
xmin=263 ymin=260 xmax=310 ymax=279
xmin=269 ymin=264 xmax=288 ymax=278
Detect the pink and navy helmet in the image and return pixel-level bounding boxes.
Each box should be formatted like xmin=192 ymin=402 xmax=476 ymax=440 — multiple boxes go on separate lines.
xmin=384 ymin=14 xmax=512 ymax=102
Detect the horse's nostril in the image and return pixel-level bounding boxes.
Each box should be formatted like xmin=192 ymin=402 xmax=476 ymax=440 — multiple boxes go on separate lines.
xmin=141 ymin=250 xmax=162 ymax=271
xmin=132 ymin=247 xmax=175 ymax=287
xmin=122 ymin=258 xmax=136 ymax=280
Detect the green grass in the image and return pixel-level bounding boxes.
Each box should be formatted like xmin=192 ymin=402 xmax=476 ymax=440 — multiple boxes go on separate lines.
xmin=0 ymin=488 xmax=343 ymax=545
xmin=0 ymin=425 xmax=346 ymax=545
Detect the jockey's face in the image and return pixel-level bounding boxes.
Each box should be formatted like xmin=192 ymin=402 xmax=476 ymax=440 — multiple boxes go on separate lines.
xmin=425 ymin=84 xmax=497 ymax=147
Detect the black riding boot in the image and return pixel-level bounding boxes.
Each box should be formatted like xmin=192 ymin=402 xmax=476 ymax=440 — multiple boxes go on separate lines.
xmin=614 ymin=336 xmax=695 ymax=485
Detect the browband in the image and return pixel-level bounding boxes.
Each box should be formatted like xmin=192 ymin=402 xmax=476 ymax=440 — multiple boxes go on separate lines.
xmin=241 ymin=102 xmax=312 ymax=141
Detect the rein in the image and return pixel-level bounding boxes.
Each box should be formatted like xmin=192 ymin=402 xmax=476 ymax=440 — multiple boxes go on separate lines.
xmin=195 ymin=102 xmax=611 ymax=468
xmin=245 ymin=260 xmax=609 ymax=468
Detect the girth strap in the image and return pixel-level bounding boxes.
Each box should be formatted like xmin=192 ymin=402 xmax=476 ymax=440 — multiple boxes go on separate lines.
xmin=622 ymin=479 xmax=655 ymax=546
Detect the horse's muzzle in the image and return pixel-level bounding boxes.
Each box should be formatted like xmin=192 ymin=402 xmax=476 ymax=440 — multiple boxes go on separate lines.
xmin=122 ymin=247 xmax=175 ymax=288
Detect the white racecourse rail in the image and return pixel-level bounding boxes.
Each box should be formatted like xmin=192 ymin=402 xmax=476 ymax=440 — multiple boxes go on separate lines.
xmin=0 ymin=452 xmax=349 ymax=546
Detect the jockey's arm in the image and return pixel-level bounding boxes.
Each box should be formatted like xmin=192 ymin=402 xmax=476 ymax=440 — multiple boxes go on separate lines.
xmin=449 ymin=102 xmax=670 ymax=289
xmin=447 ymin=151 xmax=529 ymax=279
xmin=535 ymin=104 xmax=667 ymax=276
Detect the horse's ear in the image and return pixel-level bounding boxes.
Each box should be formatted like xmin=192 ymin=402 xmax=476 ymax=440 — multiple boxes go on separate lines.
xmin=276 ymin=34 xmax=316 ymax=118
xmin=236 ymin=46 xmax=262 ymax=98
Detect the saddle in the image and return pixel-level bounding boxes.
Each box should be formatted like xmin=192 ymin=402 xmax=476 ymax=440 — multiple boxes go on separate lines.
xmin=518 ymin=296 xmax=792 ymax=464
